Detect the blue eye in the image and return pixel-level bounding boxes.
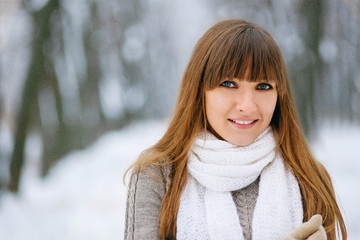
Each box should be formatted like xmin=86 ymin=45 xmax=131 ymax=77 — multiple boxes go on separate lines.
xmin=257 ymin=83 xmax=273 ymax=90
xmin=220 ymin=81 xmax=235 ymax=88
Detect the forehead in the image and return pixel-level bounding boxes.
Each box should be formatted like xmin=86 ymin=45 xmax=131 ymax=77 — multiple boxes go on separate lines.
xmin=230 ymin=63 xmax=277 ymax=82
xmin=200 ymin=24 xmax=284 ymax=91
xmin=229 ymin=77 xmax=277 ymax=84
xmin=209 ymin=58 xmax=278 ymax=88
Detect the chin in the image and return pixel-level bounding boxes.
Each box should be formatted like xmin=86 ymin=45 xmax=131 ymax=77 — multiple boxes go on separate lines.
xmin=228 ymin=137 xmax=256 ymax=147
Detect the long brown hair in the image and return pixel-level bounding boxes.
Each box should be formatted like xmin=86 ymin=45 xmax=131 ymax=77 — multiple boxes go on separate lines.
xmin=126 ymin=19 xmax=346 ymax=239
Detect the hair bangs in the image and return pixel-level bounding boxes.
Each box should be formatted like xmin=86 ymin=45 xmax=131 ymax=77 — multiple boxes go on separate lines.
xmin=203 ymin=26 xmax=281 ymax=90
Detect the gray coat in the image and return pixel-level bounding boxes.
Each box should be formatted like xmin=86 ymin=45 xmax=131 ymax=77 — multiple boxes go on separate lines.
xmin=124 ymin=164 xmax=259 ymax=239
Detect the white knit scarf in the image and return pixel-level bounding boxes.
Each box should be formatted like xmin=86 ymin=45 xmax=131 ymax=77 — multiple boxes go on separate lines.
xmin=177 ymin=127 xmax=303 ymax=240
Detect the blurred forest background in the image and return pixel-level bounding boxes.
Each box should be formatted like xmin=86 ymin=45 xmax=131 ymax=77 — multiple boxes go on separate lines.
xmin=0 ymin=0 xmax=359 ymax=197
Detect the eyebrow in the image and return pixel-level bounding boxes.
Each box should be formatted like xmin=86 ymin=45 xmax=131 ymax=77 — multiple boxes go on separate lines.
xmin=230 ymin=78 xmax=276 ymax=84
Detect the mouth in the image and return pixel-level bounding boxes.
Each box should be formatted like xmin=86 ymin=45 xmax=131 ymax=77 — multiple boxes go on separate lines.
xmin=229 ymin=119 xmax=257 ymax=125
xmin=228 ymin=118 xmax=258 ymax=129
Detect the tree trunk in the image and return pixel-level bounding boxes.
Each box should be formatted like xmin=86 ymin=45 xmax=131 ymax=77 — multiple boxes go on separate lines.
xmin=8 ymin=0 xmax=59 ymax=192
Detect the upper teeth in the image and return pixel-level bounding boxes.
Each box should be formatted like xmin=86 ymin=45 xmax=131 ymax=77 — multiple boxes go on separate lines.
xmin=232 ymin=119 xmax=255 ymax=125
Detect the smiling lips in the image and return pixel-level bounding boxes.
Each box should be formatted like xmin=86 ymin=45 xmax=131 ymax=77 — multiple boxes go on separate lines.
xmin=228 ymin=118 xmax=258 ymax=128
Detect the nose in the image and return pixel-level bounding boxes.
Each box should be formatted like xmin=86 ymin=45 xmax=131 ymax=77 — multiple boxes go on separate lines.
xmin=235 ymin=89 xmax=257 ymax=113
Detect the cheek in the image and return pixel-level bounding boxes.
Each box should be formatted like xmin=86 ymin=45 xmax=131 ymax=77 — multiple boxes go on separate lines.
xmin=205 ymin=91 xmax=230 ymax=128
xmin=261 ymin=95 xmax=277 ymax=120
xmin=205 ymin=96 xmax=218 ymax=122
xmin=206 ymin=92 xmax=224 ymax=115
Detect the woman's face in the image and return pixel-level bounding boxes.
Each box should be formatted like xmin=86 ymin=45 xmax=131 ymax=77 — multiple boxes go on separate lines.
xmin=205 ymin=78 xmax=278 ymax=146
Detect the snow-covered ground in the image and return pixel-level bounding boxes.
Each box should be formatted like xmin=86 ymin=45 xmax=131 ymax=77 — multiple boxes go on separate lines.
xmin=310 ymin=121 xmax=360 ymax=239
xmin=0 ymin=119 xmax=359 ymax=239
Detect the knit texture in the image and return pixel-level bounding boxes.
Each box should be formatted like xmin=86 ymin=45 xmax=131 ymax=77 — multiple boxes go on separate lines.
xmin=177 ymin=127 xmax=303 ymax=240
xmin=124 ymin=164 xmax=259 ymax=240
xmin=232 ymin=177 xmax=260 ymax=240
xmin=124 ymin=164 xmax=169 ymax=240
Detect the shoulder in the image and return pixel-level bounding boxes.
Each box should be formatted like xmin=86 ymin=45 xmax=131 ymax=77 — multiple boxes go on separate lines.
xmin=129 ymin=164 xmax=171 ymax=192
xmin=124 ymin=164 xmax=171 ymax=240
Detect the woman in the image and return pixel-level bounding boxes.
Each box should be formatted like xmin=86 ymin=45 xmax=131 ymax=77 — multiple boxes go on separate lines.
xmin=124 ymin=19 xmax=346 ymax=240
